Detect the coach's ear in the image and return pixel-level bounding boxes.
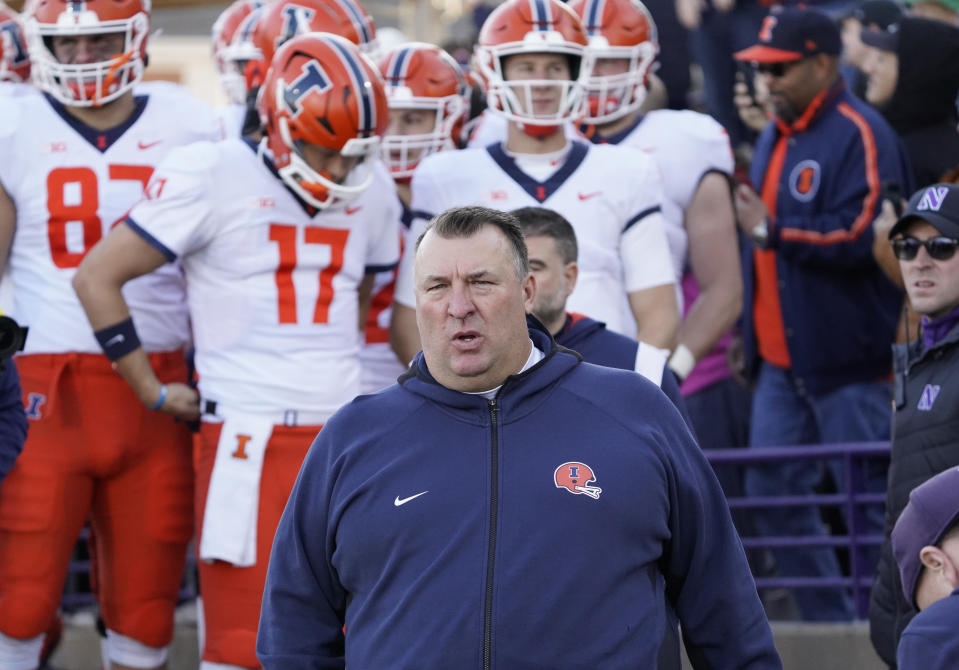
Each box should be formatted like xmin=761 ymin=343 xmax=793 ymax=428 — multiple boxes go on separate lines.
xmin=563 ymin=261 xmax=578 ymax=299
xmin=523 ymin=272 xmax=536 ymax=312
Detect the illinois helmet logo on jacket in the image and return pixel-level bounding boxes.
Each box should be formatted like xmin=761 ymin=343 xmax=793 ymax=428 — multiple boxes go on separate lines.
xmin=554 ymin=462 xmax=602 ymax=499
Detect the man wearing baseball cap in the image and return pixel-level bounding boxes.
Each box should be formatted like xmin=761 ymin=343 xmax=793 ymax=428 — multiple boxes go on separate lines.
xmin=891 ymin=466 xmax=959 ymax=668
xmin=730 ymin=5 xmax=912 ymax=622
xmin=870 ymin=183 xmax=959 ymax=663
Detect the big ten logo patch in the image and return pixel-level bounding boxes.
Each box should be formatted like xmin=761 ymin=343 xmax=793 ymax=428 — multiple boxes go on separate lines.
xmin=789 ymin=160 xmax=821 ymax=202
xmin=232 ymin=434 xmax=253 ymax=459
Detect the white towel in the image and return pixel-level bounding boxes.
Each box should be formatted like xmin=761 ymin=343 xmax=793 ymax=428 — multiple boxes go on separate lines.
xmin=199 ymin=416 xmax=274 ymax=567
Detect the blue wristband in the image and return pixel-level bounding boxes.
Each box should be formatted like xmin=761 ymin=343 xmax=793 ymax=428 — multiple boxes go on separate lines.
xmin=150 ymin=384 xmax=168 ymax=411
xmin=93 ymin=317 xmax=141 ymax=361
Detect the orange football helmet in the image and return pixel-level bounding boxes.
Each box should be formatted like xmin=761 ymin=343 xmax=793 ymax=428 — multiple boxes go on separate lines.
xmin=254 ymin=0 xmax=376 ymax=68
xmin=258 ymin=32 xmax=387 ymax=209
xmin=24 ymin=0 xmax=150 ymax=107
xmin=377 ymin=42 xmax=470 ymax=180
xmin=569 ymin=0 xmax=658 ymax=124
xmin=473 ymin=0 xmax=590 ymax=128
xmin=212 ymin=0 xmax=265 ymax=104
xmin=0 ymin=3 xmax=30 ymax=83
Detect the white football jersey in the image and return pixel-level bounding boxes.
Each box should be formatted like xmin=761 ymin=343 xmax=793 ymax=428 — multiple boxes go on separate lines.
xmin=397 ymin=141 xmax=674 ymax=338
xmin=0 ymin=85 xmax=222 ymax=354
xmin=216 ymin=103 xmax=248 ymax=139
xmin=358 ymin=204 xmax=413 ymax=393
xmin=588 ymin=109 xmax=735 ymax=281
xmin=126 ymin=138 xmax=401 ymax=415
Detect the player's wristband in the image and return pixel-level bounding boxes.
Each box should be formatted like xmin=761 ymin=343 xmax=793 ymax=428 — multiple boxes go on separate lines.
xmin=93 ymin=317 xmax=141 ymax=361
xmin=668 ymin=344 xmax=696 ymax=381
xmin=150 ymin=384 xmax=168 ymax=411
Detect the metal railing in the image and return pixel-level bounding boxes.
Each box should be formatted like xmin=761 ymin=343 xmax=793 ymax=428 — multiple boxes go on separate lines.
xmin=705 ymin=441 xmax=891 ymax=619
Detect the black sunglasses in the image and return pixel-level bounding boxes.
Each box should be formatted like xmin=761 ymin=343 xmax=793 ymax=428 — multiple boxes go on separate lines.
xmin=891 ymin=236 xmax=959 ymax=261
xmin=755 ymin=60 xmax=802 ymax=78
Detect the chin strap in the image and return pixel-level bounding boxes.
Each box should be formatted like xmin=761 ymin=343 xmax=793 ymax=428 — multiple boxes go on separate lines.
xmin=518 ymin=122 xmax=560 ymax=139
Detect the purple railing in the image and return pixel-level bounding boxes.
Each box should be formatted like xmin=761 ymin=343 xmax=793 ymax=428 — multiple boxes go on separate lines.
xmin=705 ymin=441 xmax=891 ymax=619
xmin=60 ymin=442 xmax=890 ymax=621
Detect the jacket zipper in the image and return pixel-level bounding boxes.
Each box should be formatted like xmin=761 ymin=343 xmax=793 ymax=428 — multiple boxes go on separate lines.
xmin=483 ymin=398 xmax=499 ymax=670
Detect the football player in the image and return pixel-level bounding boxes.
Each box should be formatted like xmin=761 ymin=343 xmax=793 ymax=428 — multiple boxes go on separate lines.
xmin=571 ymin=0 xmax=744 ymax=439
xmin=389 ymin=0 xmax=679 ymax=364
xmin=73 ymin=33 xmax=401 ymax=669
xmin=360 ymin=41 xmax=470 ymax=391
xmin=218 ymin=0 xmax=378 ymax=139
xmin=0 ymin=0 xmax=222 ymax=668
xmin=211 ymin=0 xmax=266 ymax=137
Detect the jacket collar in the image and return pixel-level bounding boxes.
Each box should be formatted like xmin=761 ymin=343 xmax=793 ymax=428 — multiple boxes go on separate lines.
xmin=398 ymin=316 xmax=582 ymax=416
xmin=774 ymin=78 xmax=845 ymax=136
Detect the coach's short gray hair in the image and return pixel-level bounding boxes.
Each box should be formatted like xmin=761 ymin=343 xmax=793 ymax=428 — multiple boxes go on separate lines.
xmin=416 ymin=206 xmax=530 ymax=280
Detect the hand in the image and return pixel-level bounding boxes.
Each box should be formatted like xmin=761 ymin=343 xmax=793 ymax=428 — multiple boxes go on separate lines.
xmin=726 ymin=332 xmax=751 ymax=389
xmin=734 ymin=183 xmax=769 ymax=235
xmin=872 ymin=198 xmax=901 ymax=240
xmin=734 ymin=80 xmax=767 ymax=133
xmin=675 ymin=0 xmax=704 ymax=30
xmin=152 ymin=382 xmax=201 ymax=421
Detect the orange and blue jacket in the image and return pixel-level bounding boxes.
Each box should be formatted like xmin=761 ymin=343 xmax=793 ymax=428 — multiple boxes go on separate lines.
xmin=743 ymin=80 xmax=913 ymax=396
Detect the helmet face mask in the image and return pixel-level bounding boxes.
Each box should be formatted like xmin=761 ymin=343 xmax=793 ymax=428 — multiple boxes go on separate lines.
xmin=475 ymin=0 xmax=592 ymax=128
xmin=378 ymin=42 xmax=469 ymax=180
xmin=212 ymin=0 xmax=265 ymax=105
xmin=583 ymin=40 xmax=656 ymax=124
xmin=25 ymin=0 xmax=151 ymax=107
xmin=569 ymin=0 xmax=659 ymax=125
xmin=259 ymin=33 xmax=387 ymax=210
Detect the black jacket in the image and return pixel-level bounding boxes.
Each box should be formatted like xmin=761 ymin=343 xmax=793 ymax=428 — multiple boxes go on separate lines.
xmin=0 ymin=361 xmax=27 ymax=484
xmin=868 ymin=319 xmax=959 ymax=666
xmin=878 ymin=17 xmax=959 ymax=188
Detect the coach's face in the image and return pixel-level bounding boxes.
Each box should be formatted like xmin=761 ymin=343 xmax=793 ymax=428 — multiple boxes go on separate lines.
xmin=414 ymin=224 xmax=535 ymax=392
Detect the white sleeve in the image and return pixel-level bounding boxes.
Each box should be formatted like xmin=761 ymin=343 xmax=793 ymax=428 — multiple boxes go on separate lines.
xmin=125 ymin=143 xmax=219 ymax=260
xmin=634 ymin=342 xmax=669 ymax=387
xmin=365 ymin=172 xmax=402 ymax=272
xmin=620 ymin=156 xmax=676 ymax=292
xmin=394 ymin=159 xmax=447 ymax=307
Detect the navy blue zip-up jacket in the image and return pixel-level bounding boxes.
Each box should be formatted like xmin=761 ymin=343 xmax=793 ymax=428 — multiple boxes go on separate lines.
xmin=0 ymin=362 xmax=27 ymax=484
xmin=556 ymin=312 xmax=693 ymax=429
xmin=743 ymin=82 xmax=911 ymax=395
xmin=258 ymin=323 xmax=780 ymax=669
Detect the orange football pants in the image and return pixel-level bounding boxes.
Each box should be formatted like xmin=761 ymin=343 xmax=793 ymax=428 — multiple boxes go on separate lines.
xmin=194 ymin=421 xmax=318 ymax=668
xmin=0 ymin=352 xmax=194 ymax=647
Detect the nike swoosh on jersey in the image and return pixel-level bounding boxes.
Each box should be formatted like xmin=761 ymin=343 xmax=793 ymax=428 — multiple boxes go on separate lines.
xmin=577 ymin=191 xmax=602 ymax=201
xmin=138 ymin=140 xmax=162 ymax=150
xmin=394 ymin=491 xmax=429 ymax=507
xmin=345 ymin=205 xmax=363 ymax=215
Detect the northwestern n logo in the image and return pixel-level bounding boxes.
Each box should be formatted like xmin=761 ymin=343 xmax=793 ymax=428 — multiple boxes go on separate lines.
xmin=283 ymin=61 xmax=332 ymax=115
xmin=918 ymin=186 xmax=949 ymax=212
xmin=917 ymin=384 xmax=941 ymax=411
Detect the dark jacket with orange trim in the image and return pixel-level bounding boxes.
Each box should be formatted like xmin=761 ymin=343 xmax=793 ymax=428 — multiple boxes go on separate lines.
xmin=742 ymin=80 xmax=912 ymax=396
